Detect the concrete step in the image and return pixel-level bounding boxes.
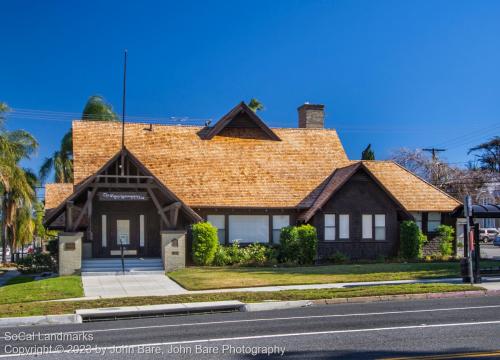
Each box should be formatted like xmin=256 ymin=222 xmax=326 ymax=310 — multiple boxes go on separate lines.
xmin=81 ymin=266 xmax=164 ymax=272
xmin=81 ymin=270 xmax=166 ymax=276
xmin=82 ymin=262 xmax=163 ymax=268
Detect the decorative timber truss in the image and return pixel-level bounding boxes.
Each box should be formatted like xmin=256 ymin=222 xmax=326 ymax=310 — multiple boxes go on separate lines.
xmin=44 ymin=147 xmax=201 ymax=232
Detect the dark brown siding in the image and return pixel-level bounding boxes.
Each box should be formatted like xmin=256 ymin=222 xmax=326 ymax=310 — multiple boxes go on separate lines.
xmin=311 ymin=168 xmax=402 ymax=260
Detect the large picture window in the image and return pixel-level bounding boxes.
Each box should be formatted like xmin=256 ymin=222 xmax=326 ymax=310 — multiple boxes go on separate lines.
xmin=229 ymin=215 xmax=269 ymax=243
xmin=339 ymin=214 xmax=349 ymax=239
xmin=272 ymin=215 xmax=290 ymax=243
xmin=324 ymin=214 xmax=336 ymax=241
xmin=207 ymin=215 xmax=226 ymax=244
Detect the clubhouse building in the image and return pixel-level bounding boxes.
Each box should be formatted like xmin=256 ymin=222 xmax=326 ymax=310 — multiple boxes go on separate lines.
xmin=44 ymin=102 xmax=460 ymax=273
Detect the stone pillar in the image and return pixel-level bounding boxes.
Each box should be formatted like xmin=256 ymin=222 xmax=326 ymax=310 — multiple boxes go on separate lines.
xmin=161 ymin=230 xmax=186 ymax=272
xmin=58 ymin=232 xmax=83 ymax=276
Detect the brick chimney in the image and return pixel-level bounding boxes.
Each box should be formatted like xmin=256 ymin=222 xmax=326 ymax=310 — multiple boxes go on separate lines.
xmin=298 ymin=103 xmax=324 ymax=128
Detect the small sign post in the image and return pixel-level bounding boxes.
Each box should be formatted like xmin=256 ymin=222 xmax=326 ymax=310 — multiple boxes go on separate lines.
xmin=464 ymin=195 xmax=474 ymax=285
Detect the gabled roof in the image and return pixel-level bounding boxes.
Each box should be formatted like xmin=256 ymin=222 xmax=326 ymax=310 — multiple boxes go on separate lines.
xmin=44 ymin=147 xmax=202 ymax=227
xmin=298 ymin=162 xmax=411 ymax=222
xmin=71 ymin=120 xmax=349 ymax=208
xmin=201 ymin=102 xmax=281 ymax=141
xmin=45 ymin=183 xmax=73 ymax=210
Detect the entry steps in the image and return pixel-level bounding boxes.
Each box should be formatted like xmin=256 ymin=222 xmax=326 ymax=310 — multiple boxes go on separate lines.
xmin=82 ymin=258 xmax=164 ymax=275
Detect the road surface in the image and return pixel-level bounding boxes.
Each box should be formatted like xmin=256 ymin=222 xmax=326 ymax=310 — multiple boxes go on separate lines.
xmin=0 ymin=296 xmax=499 ymax=359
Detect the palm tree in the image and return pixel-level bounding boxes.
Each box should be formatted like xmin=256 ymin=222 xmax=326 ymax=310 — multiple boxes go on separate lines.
xmin=248 ymin=98 xmax=264 ymax=112
xmin=0 ymin=104 xmax=38 ymax=262
xmin=39 ymin=95 xmax=118 ymax=183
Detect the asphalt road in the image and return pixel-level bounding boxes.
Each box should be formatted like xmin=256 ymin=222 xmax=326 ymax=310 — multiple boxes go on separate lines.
xmin=0 ymin=296 xmax=500 ymax=359
xmin=481 ymin=243 xmax=500 ymax=260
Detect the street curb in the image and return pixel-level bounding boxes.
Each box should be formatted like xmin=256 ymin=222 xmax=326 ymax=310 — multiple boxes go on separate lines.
xmin=0 ymin=314 xmax=82 ymax=328
xmin=310 ymin=289 xmax=500 ymax=305
xmin=75 ymin=300 xmax=245 ymax=321
xmin=242 ymin=300 xmax=313 ymax=312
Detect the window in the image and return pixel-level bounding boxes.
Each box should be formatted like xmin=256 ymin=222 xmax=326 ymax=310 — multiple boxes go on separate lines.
xmin=339 ymin=214 xmax=349 ymax=239
xmin=139 ymin=215 xmax=145 ymax=247
xmin=427 ymin=212 xmax=441 ymax=232
xmin=411 ymin=212 xmax=422 ymax=230
xmin=229 ymin=215 xmax=269 ymax=243
xmin=207 ymin=215 xmax=225 ymax=244
xmin=272 ymin=215 xmax=290 ymax=243
xmin=375 ymin=214 xmax=386 ymax=240
xmin=101 ymin=215 xmax=107 ymax=247
xmin=362 ymin=214 xmax=372 ymax=239
xmin=324 ymin=214 xmax=336 ymax=241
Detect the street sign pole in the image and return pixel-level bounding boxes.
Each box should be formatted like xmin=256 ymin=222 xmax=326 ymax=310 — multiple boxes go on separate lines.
xmin=464 ymin=195 xmax=474 ymax=285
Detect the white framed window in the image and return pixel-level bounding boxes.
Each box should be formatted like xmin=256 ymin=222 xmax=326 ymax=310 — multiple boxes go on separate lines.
xmin=139 ymin=215 xmax=145 ymax=247
xmin=207 ymin=215 xmax=225 ymax=244
xmin=324 ymin=214 xmax=336 ymax=241
xmin=411 ymin=212 xmax=422 ymax=230
xmin=339 ymin=214 xmax=349 ymax=239
xmin=101 ymin=215 xmax=107 ymax=247
xmin=272 ymin=215 xmax=290 ymax=243
xmin=375 ymin=214 xmax=386 ymax=240
xmin=428 ymin=212 xmax=441 ymax=232
xmin=362 ymin=214 xmax=373 ymax=239
xmin=229 ymin=215 xmax=269 ymax=243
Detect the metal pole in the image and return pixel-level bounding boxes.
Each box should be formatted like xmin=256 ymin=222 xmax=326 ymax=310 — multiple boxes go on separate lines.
xmin=121 ymin=49 xmax=127 ymax=150
xmin=465 ymin=195 xmax=474 ymax=285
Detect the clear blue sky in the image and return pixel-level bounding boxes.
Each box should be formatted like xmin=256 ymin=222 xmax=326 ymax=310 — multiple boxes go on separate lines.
xmin=2 ymin=0 xmax=500 ymax=179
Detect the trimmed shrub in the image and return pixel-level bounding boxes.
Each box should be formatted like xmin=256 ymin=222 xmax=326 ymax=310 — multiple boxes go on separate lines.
xmin=46 ymin=239 xmax=58 ymax=259
xmin=279 ymin=226 xmax=300 ymax=263
xmin=16 ymin=253 xmax=56 ymax=274
xmin=297 ymin=224 xmax=318 ymax=264
xmin=191 ymin=222 xmax=219 ymax=265
xmin=227 ymin=242 xmax=246 ymax=264
xmin=437 ymin=225 xmax=455 ymax=257
xmin=400 ymin=221 xmax=427 ymax=260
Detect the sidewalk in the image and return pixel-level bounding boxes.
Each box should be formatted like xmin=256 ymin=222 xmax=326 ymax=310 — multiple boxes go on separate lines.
xmin=73 ymin=275 xmax=500 ymax=300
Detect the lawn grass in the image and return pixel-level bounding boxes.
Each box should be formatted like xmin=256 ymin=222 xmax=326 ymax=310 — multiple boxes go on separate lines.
xmin=0 ymin=276 xmax=83 ymax=304
xmin=169 ymin=260 xmax=498 ymax=290
xmin=0 ymin=283 xmax=482 ymax=318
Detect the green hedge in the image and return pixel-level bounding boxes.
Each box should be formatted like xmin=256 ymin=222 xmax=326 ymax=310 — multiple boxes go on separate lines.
xmin=279 ymin=224 xmax=318 ymax=265
xmin=191 ymin=222 xmax=219 ymax=265
xmin=437 ymin=225 xmax=455 ymax=257
xmin=16 ymin=253 xmax=56 ymax=274
xmin=400 ymin=221 xmax=427 ymax=260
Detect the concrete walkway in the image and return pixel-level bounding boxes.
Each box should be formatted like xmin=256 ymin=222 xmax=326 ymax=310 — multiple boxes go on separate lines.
xmin=82 ymin=273 xmax=187 ymax=298
xmin=0 ymin=270 xmax=20 ymax=287
xmin=78 ymin=273 xmax=500 ymax=299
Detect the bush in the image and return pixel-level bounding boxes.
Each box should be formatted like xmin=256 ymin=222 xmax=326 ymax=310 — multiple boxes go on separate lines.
xmin=329 ymin=251 xmax=349 ymax=264
xmin=437 ymin=225 xmax=455 ymax=257
xmin=297 ymin=224 xmax=318 ymax=265
xmin=192 ymin=222 xmax=219 ymax=265
xmin=213 ymin=246 xmax=231 ymax=266
xmin=16 ymin=253 xmax=56 ymax=274
xmin=279 ymin=226 xmax=300 ymax=263
xmin=243 ymin=243 xmax=268 ymax=266
xmin=400 ymin=221 xmax=427 ymax=260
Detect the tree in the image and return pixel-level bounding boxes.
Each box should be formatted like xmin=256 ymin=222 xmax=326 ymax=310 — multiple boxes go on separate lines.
xmin=0 ymin=103 xmax=38 ymax=262
xmin=39 ymin=95 xmax=118 ymax=183
xmin=361 ymin=144 xmax=375 ymax=160
xmin=390 ymin=148 xmax=495 ymax=203
xmin=247 ymin=98 xmax=264 ymax=112
xmin=468 ymin=137 xmax=500 ymax=172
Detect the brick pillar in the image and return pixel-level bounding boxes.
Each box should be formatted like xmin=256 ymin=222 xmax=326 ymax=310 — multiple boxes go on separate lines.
xmin=58 ymin=232 xmax=83 ymax=275
xmin=161 ymin=230 xmax=186 ymax=272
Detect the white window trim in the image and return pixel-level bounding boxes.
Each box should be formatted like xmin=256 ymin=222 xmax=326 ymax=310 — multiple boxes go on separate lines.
xmin=101 ymin=215 xmax=107 ymax=248
xmin=362 ymin=214 xmax=373 ymax=239
xmin=139 ymin=215 xmax=145 ymax=247
xmin=375 ymin=214 xmax=386 ymax=241
xmin=339 ymin=214 xmax=349 ymax=239
xmin=324 ymin=214 xmax=336 ymax=241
